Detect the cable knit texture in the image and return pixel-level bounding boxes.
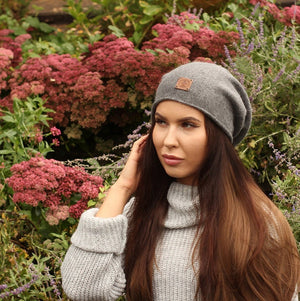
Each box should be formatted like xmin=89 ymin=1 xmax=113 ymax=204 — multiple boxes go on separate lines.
xmin=61 ymin=182 xmax=299 ymax=301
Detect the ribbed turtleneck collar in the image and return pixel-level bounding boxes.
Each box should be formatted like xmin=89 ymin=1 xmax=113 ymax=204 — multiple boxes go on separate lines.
xmin=164 ymin=182 xmax=199 ymax=229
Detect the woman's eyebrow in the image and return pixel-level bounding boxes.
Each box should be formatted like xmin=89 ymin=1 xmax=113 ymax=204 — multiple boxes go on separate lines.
xmin=155 ymin=112 xmax=202 ymax=123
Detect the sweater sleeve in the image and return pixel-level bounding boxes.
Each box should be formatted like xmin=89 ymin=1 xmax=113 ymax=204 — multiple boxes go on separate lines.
xmin=61 ymin=205 xmax=131 ymax=301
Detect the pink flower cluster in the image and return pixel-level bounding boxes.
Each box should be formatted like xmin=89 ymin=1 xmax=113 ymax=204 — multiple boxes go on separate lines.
xmin=0 ymin=29 xmax=31 ymax=66
xmin=6 ymin=54 xmax=89 ymax=126
xmin=6 ymin=157 xmax=103 ymax=223
xmin=0 ymin=47 xmax=14 ymax=91
xmin=142 ymin=12 xmax=239 ymax=63
xmin=250 ymin=1 xmax=300 ymax=25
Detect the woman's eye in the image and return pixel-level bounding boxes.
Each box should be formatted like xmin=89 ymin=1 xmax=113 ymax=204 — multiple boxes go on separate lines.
xmin=182 ymin=122 xmax=196 ymax=128
xmin=155 ymin=118 xmax=166 ymax=125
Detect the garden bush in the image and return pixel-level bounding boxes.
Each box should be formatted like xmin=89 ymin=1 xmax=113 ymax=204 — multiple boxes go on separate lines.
xmin=0 ymin=0 xmax=299 ymax=299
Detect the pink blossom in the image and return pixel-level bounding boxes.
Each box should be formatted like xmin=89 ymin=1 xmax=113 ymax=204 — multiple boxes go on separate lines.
xmin=31 ymin=81 xmax=45 ymax=95
xmin=69 ymin=200 xmax=88 ymax=218
xmin=45 ymin=213 xmax=59 ymax=225
xmin=14 ymin=34 xmax=31 ymax=44
xmin=46 ymin=205 xmax=69 ymax=224
xmin=6 ymin=157 xmax=103 ymax=222
xmin=52 ymin=138 xmax=60 ymax=147
xmin=0 ymin=48 xmax=14 ymax=60
xmin=283 ymin=5 xmax=300 ymax=25
xmin=249 ymin=1 xmax=300 ymax=25
xmin=54 ymin=205 xmax=70 ymax=220
xmin=0 ymin=30 xmax=13 ymax=36
xmin=50 ymin=127 xmax=61 ymax=136
xmin=34 ymin=128 xmax=43 ymax=143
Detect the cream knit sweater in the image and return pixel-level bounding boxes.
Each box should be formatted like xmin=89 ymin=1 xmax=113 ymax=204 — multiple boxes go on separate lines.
xmin=61 ymin=182 xmax=299 ymax=301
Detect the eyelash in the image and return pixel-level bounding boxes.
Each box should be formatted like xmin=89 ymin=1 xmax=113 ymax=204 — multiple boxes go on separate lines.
xmin=155 ymin=118 xmax=166 ymax=125
xmin=155 ymin=118 xmax=197 ymax=128
xmin=182 ymin=122 xmax=197 ymax=128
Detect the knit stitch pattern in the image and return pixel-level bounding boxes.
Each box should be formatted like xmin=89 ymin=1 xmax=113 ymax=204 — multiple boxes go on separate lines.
xmin=62 ymin=182 xmax=199 ymax=300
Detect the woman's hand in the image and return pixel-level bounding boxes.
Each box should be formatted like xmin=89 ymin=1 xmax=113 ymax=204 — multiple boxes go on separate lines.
xmin=96 ymin=135 xmax=148 ymax=218
xmin=116 ymin=134 xmax=148 ymax=195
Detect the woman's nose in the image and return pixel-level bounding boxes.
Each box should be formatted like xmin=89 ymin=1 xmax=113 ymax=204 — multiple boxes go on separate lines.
xmin=163 ymin=127 xmax=179 ymax=148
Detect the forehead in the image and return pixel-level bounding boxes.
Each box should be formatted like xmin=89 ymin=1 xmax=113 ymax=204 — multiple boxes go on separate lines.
xmin=155 ymin=100 xmax=205 ymax=120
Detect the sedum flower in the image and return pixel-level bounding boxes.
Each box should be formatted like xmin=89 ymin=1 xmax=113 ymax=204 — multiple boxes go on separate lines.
xmin=6 ymin=157 xmax=103 ymax=222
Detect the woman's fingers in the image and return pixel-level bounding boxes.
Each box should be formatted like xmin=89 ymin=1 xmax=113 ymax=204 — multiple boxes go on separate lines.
xmin=130 ymin=134 xmax=148 ymax=159
xmin=117 ymin=135 xmax=149 ymax=193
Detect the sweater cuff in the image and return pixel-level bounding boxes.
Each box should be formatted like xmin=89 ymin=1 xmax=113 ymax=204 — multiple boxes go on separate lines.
xmin=71 ymin=208 xmax=128 ymax=254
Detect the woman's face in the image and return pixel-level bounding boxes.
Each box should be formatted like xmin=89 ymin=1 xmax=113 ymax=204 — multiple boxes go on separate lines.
xmin=152 ymin=100 xmax=208 ymax=185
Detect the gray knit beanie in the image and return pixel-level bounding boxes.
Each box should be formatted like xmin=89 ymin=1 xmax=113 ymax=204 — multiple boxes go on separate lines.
xmin=152 ymin=62 xmax=252 ymax=145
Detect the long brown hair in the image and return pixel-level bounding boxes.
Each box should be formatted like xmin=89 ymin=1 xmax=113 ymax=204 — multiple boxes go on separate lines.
xmin=124 ymin=116 xmax=300 ymax=301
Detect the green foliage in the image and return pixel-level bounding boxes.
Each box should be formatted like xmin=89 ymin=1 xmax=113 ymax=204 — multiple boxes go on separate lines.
xmin=0 ymin=0 xmax=31 ymax=20
xmin=0 ymin=96 xmax=55 ymax=205
xmin=0 ymin=209 xmax=72 ymax=299
xmin=64 ymin=0 xmax=191 ymax=47
xmin=0 ymin=8 xmax=55 ymax=37
xmin=0 ymin=96 xmax=54 ymax=166
xmin=269 ymin=131 xmax=300 ymax=250
xmin=222 ymin=12 xmax=300 ymax=185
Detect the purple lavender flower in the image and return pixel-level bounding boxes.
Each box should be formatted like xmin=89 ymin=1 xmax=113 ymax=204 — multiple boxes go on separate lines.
xmin=236 ymin=18 xmax=246 ymax=50
xmin=144 ymin=109 xmax=151 ymax=116
xmin=286 ymin=63 xmax=300 ymax=81
xmin=0 ymin=265 xmax=39 ymax=298
xmin=289 ymin=26 xmax=296 ymax=49
xmin=44 ymin=266 xmax=62 ymax=299
xmin=223 ymin=46 xmax=245 ymax=86
xmin=252 ymin=2 xmax=261 ymax=16
xmin=273 ymin=66 xmax=286 ymax=83
xmin=245 ymin=41 xmax=255 ymax=54
xmin=272 ymin=27 xmax=287 ymax=59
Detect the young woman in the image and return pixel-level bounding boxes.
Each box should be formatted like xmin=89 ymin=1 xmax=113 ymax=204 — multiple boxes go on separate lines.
xmin=61 ymin=62 xmax=300 ymax=301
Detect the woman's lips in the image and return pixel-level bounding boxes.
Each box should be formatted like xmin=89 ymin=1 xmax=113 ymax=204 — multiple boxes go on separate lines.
xmin=162 ymin=154 xmax=183 ymax=166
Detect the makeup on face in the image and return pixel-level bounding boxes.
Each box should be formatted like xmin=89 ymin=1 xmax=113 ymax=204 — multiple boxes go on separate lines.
xmin=152 ymin=100 xmax=207 ymax=185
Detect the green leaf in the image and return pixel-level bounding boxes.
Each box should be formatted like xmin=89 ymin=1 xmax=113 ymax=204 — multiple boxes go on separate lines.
xmin=39 ymin=22 xmax=55 ymax=33
xmin=0 ymin=150 xmax=14 ymax=155
xmin=1 ymin=115 xmax=16 ymax=123
xmin=0 ymin=129 xmax=18 ymax=140
xmin=108 ymin=25 xmax=125 ymax=37
xmin=131 ymin=31 xmax=142 ymax=44
xmin=184 ymin=23 xmax=201 ymax=31
xmin=87 ymin=199 xmax=97 ymax=207
xmin=25 ymin=16 xmax=40 ymax=28
xmin=202 ymin=13 xmax=210 ymax=23
xmin=139 ymin=15 xmax=153 ymax=25
xmin=228 ymin=3 xmax=238 ymax=13
xmin=143 ymin=5 xmax=163 ymax=17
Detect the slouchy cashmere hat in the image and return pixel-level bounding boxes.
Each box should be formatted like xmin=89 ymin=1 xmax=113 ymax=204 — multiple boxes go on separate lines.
xmin=152 ymin=62 xmax=252 ymax=145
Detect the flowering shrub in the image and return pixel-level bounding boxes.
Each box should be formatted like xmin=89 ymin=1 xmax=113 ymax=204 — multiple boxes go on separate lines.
xmin=0 ymin=210 xmax=70 ymax=300
xmin=6 ymin=156 xmax=103 ymax=224
xmin=0 ymin=10 xmax=241 ymax=133
xmin=142 ymin=12 xmax=239 ymax=62
xmin=268 ymin=132 xmax=300 ymax=249
xmin=249 ymin=0 xmax=300 ymax=26
xmin=5 ymin=54 xmax=89 ymax=126
xmin=82 ymin=34 xmax=186 ymax=106
xmin=221 ymin=6 xmax=299 ymax=184
xmin=0 ymin=96 xmax=57 ymax=201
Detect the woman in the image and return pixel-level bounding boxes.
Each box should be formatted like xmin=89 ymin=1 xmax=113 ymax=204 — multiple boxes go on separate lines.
xmin=61 ymin=62 xmax=300 ymax=301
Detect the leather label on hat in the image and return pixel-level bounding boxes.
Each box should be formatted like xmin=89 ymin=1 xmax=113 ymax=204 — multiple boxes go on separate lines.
xmin=175 ymin=77 xmax=193 ymax=91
